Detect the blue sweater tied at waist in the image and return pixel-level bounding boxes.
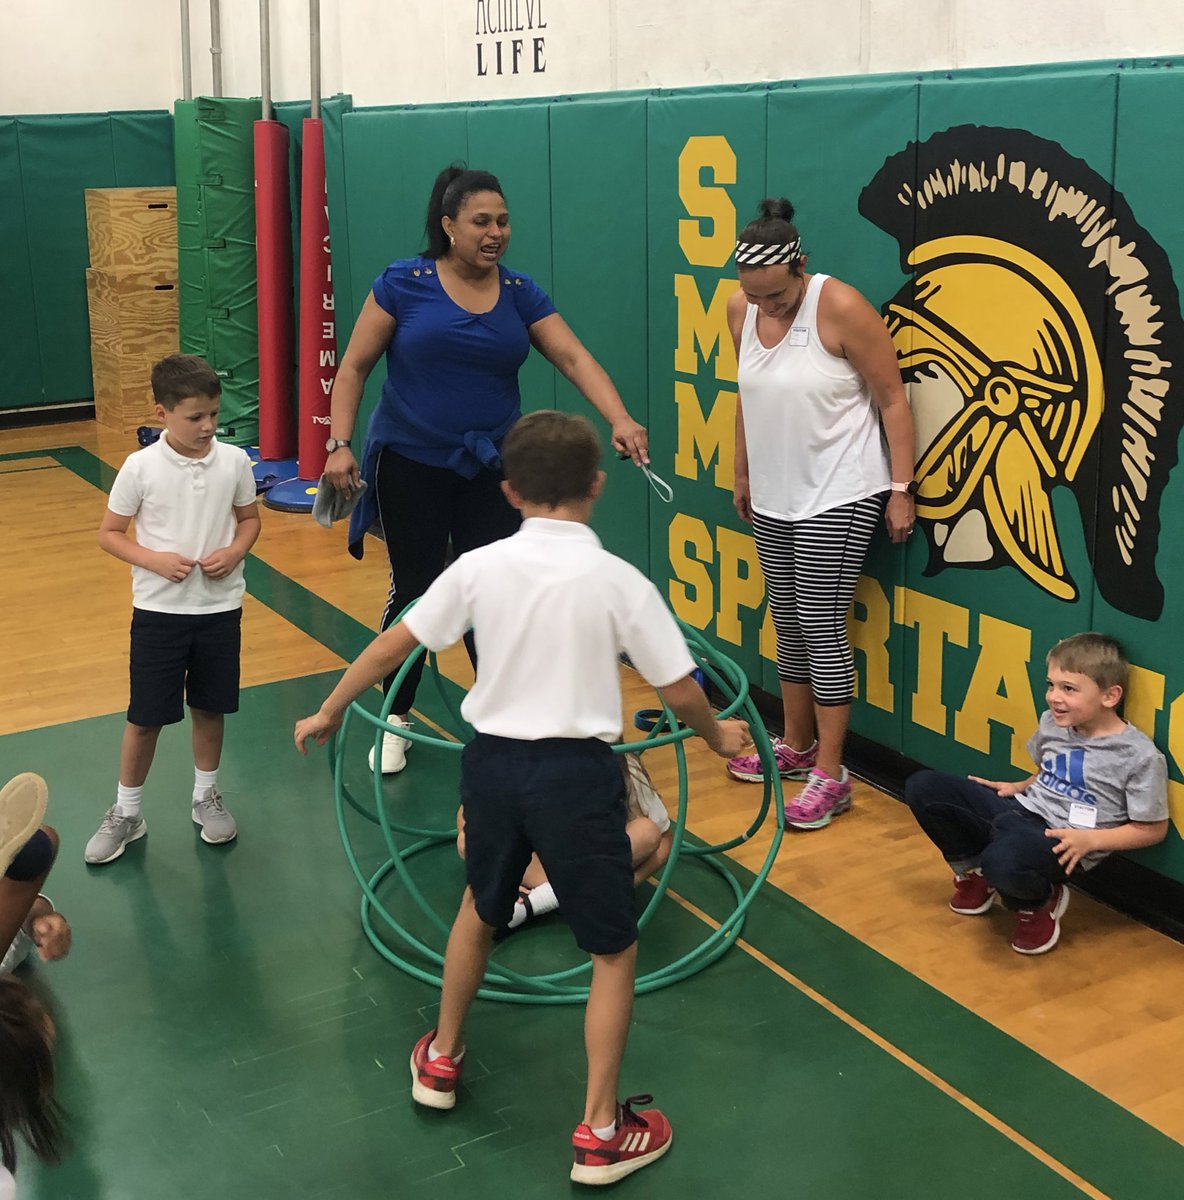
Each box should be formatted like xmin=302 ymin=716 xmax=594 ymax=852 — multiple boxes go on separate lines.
xmin=347 ymin=385 xmax=519 ymax=559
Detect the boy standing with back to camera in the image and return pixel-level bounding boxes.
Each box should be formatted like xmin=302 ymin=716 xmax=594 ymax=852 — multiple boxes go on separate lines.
xmin=904 ymin=633 xmax=1168 ymax=954
xmin=86 ymin=354 xmax=260 ymax=865
xmin=295 ymin=410 xmax=749 ymax=1184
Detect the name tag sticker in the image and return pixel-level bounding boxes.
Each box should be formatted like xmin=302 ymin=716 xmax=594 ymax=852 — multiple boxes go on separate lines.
xmin=1068 ymin=801 xmax=1097 ymax=828
xmin=789 ymin=326 xmax=809 ymax=346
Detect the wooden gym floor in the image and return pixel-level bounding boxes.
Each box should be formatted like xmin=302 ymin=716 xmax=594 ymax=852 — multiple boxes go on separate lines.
xmin=3 ymin=419 xmax=1184 ymax=1199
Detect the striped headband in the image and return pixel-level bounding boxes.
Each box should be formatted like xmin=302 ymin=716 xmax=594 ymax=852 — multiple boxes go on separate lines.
xmin=734 ymin=237 xmax=802 ymax=266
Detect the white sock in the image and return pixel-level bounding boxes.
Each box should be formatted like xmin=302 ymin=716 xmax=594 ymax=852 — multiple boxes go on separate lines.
xmin=591 ymin=1120 xmax=617 ymax=1141
xmin=527 ymin=881 xmax=559 ymax=916
xmin=115 ymin=783 xmax=143 ymax=818
xmin=508 ymin=881 xmax=559 ymax=929
xmin=193 ymin=767 xmax=219 ymax=802
xmin=427 ymin=1040 xmax=464 ymax=1063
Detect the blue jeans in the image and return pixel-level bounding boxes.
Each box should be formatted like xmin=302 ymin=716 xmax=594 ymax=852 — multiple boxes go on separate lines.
xmin=902 ymin=770 xmax=1066 ymax=910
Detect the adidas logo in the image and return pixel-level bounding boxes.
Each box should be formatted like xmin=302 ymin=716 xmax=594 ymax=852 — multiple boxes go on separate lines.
xmin=620 ymin=1130 xmax=651 ymax=1153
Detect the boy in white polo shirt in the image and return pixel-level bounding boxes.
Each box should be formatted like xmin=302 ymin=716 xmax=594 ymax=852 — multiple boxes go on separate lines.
xmin=86 ymin=354 xmax=260 ymax=865
xmin=295 ymin=410 xmax=749 ymax=1185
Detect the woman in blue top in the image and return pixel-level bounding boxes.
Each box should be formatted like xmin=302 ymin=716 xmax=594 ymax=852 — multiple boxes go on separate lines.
xmin=324 ymin=166 xmax=649 ymax=774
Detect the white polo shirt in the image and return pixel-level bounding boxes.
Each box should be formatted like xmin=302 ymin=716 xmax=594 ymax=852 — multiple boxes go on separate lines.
xmin=403 ymin=518 xmax=696 ymax=741
xmin=107 ymin=434 xmax=257 ymax=615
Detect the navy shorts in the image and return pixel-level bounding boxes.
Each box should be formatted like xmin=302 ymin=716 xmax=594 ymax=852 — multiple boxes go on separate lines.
xmin=128 ymin=607 xmax=242 ymax=727
xmin=460 ymin=734 xmax=636 ymax=956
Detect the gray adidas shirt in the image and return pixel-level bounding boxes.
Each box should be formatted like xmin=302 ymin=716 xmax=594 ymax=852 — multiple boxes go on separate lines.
xmin=1018 ymin=710 xmax=1168 ymax=867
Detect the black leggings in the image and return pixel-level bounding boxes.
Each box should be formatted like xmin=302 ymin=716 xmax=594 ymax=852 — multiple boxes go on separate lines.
xmin=374 ymin=448 xmax=520 ymax=712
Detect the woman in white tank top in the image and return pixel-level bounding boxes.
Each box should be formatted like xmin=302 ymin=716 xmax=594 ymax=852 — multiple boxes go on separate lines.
xmin=724 ymin=198 xmax=916 ymax=831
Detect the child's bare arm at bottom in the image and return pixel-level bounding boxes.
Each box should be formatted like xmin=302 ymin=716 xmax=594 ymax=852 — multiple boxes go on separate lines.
xmin=658 ymin=674 xmax=749 ymax=758
xmin=294 ymin=622 xmax=421 ymax=752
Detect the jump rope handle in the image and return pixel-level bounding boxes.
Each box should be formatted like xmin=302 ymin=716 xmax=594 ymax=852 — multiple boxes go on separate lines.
xmin=618 ymin=453 xmax=674 ymax=504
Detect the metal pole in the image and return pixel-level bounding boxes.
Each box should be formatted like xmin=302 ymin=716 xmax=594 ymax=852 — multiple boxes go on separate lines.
xmin=210 ymin=0 xmax=223 ymax=97
xmin=260 ymin=0 xmax=273 ymax=120
xmin=180 ymin=0 xmax=193 ymax=99
xmin=310 ymin=0 xmax=321 ymax=119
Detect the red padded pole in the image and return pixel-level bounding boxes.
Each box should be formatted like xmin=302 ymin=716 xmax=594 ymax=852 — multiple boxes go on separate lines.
xmin=296 ymin=116 xmax=337 ymax=480
xmin=254 ymin=118 xmax=295 ymax=460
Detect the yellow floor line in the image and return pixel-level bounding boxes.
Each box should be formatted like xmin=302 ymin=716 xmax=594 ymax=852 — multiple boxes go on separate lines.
xmin=663 ymin=886 xmax=1111 ymax=1200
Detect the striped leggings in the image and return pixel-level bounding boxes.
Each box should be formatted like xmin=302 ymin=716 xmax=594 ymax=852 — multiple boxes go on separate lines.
xmin=751 ymin=494 xmax=884 ymax=707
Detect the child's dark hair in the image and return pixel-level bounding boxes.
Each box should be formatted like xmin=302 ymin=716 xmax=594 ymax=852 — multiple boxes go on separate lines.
xmin=423 ymin=165 xmax=505 ymax=259
xmin=150 ymin=354 xmax=221 ymax=410
xmin=737 ymin=197 xmax=804 ymax=274
xmin=501 ymin=411 xmax=601 ymax=508
xmin=0 ymin=978 xmax=65 ymax=1172
xmin=1047 ymin=632 xmax=1129 ymax=692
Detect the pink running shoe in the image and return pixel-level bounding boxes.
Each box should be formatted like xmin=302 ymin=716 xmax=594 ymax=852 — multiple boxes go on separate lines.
xmin=727 ymin=736 xmax=818 ymax=783
xmin=784 ymin=768 xmax=852 ymax=830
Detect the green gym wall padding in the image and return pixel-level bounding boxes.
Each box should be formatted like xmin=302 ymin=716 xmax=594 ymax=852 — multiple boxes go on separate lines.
xmin=0 ymin=121 xmax=43 ymax=410
xmin=467 ymin=102 xmax=556 ymax=421
xmin=646 ymin=88 xmax=770 ymax=686
xmin=326 ymin=61 xmax=1184 ymax=887
xmin=336 ymin=106 xmax=469 ymax=452
xmin=174 ymin=96 xmax=262 ymax=445
xmin=0 ymin=110 xmax=174 ymax=410
xmin=760 ymin=79 xmax=919 ymax=743
xmin=321 ymin=95 xmax=355 ymax=353
xmin=1098 ymin=65 xmax=1184 ymax=880
xmin=550 ymin=95 xmax=650 ymax=567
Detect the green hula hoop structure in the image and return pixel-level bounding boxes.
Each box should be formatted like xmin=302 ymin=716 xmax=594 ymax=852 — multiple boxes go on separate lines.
xmin=331 ymin=617 xmax=784 ymax=1004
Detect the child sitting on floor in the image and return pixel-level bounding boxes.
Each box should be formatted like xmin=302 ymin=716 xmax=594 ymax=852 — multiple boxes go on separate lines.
xmin=902 ymin=633 xmax=1169 ymax=955
xmin=457 ymin=752 xmax=674 ymax=931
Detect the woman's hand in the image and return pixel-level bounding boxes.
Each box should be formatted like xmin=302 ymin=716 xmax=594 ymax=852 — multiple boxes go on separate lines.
xmin=610 ymin=417 xmax=649 ymax=465
xmin=734 ymin=475 xmax=753 ymax=523
xmin=886 ymin=492 xmax=915 ymax=543
xmin=324 ymin=447 xmax=362 ymax=498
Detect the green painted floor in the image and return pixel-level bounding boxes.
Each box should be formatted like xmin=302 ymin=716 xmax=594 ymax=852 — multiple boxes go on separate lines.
xmin=6 ymin=673 xmax=1183 ymax=1199
xmin=7 ymin=444 xmax=1184 ymax=1196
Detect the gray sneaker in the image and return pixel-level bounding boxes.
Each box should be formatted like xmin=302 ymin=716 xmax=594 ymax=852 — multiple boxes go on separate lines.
xmin=192 ymin=789 xmax=237 ymax=844
xmin=85 ymin=807 xmax=147 ymax=864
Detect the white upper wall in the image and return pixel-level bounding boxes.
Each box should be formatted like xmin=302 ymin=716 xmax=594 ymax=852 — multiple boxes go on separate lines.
xmin=1 ymin=0 xmax=1180 ymax=116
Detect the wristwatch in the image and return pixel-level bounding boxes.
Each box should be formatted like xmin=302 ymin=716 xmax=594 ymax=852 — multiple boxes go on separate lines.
xmin=890 ymin=481 xmax=920 ymax=496
xmin=325 ymin=437 xmax=351 ymax=453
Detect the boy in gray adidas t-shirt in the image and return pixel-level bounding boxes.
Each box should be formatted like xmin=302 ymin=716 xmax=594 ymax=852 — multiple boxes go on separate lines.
xmin=903 ymin=633 xmax=1169 ymax=956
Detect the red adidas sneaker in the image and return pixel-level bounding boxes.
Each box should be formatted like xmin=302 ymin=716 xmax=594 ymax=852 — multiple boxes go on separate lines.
xmin=409 ymin=1030 xmax=462 ymax=1110
xmin=570 ymin=1094 xmax=673 ymax=1185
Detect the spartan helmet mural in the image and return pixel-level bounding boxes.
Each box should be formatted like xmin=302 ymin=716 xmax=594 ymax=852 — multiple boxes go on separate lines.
xmin=859 ymin=126 xmax=1184 ymax=620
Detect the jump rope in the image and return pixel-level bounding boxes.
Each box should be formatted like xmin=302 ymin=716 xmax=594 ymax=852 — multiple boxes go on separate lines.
xmin=618 ymin=453 xmax=700 ymax=731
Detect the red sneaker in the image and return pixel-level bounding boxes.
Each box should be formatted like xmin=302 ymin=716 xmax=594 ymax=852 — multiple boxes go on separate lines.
xmin=570 ymin=1094 xmax=673 ymax=1185
xmin=949 ymin=869 xmax=997 ymax=915
xmin=409 ymin=1030 xmax=462 ymax=1109
xmin=1011 ymin=885 xmax=1070 ymax=955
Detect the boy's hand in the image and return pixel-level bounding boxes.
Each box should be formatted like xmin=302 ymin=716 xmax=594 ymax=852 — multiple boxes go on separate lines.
xmin=30 ymin=911 xmax=72 ymax=961
xmin=152 ymin=551 xmax=196 ymax=582
xmin=199 ymin=547 xmax=243 ymax=579
xmin=294 ymin=708 xmax=342 ymax=754
xmin=968 ymin=775 xmax=1025 ymax=798
xmin=1046 ymin=827 xmax=1098 ymax=875
xmin=709 ymin=718 xmax=751 ymax=759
